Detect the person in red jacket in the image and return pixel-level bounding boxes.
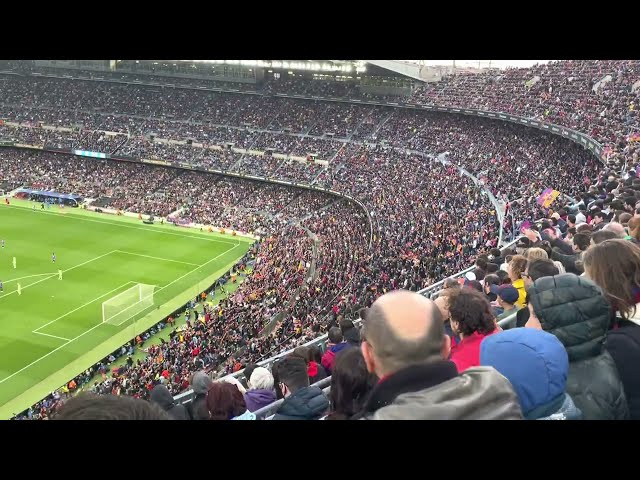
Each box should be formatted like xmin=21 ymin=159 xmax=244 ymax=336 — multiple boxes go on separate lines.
xmin=321 ymin=327 xmax=351 ymax=374
xmin=447 ymin=287 xmax=500 ymax=372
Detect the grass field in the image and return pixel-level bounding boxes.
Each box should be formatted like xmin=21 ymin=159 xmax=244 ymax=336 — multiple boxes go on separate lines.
xmin=0 ymin=200 xmax=252 ymax=418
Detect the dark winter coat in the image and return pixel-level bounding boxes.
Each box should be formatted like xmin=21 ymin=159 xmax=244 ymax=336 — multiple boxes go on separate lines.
xmin=186 ymin=393 xmax=209 ymax=420
xmin=528 ymin=274 xmax=629 ymax=420
xmin=271 ymin=386 xmax=329 ymax=420
xmin=150 ymin=385 xmax=190 ymax=420
xmin=606 ymin=316 xmax=640 ymax=420
xmin=355 ymin=361 xmax=522 ymax=420
xmin=550 ymin=248 xmax=583 ymax=275
xmin=307 ymin=361 xmax=327 ymax=385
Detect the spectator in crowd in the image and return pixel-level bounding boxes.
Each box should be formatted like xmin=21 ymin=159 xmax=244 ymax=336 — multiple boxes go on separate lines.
xmin=550 ymin=232 xmax=590 ymax=275
xmin=357 ymin=290 xmax=522 ymax=419
xmin=326 ymin=348 xmax=376 ymax=420
xmin=186 ymin=371 xmax=213 ymax=420
xmin=628 ymin=217 xmax=640 ymax=245
xmin=447 ymin=288 xmax=500 ymax=372
xmin=241 ymin=363 xmax=258 ymax=390
xmin=591 ymin=229 xmax=621 ymax=245
xmin=206 ymin=382 xmax=256 ymax=420
xmin=149 ymin=384 xmax=190 ymax=420
xmin=526 ymin=274 xmax=629 ymax=420
xmin=481 ymin=328 xmax=582 ymax=420
xmin=516 ymin=259 xmax=559 ymax=328
xmin=602 ymin=222 xmax=626 ymax=238
xmin=434 ymin=291 xmax=456 ymax=342
xmin=491 ymin=285 xmax=521 ymax=320
xmin=272 ymin=355 xmax=329 ymax=420
xmin=525 ymin=247 xmax=548 ymax=262
xmin=483 ymin=274 xmax=501 ymax=302
xmin=293 ymin=346 xmax=327 ymax=385
xmin=244 ymin=367 xmax=277 ymax=413
xmin=321 ymin=327 xmax=351 ymax=374
xmin=339 ymin=319 xmax=361 ymax=347
xmin=55 ymin=393 xmax=170 ymax=420
xmin=583 ymin=239 xmax=640 ymax=420
xmin=507 ymin=255 xmax=527 ymax=307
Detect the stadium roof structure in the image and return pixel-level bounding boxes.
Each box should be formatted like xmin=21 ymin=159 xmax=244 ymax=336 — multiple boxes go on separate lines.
xmin=366 ymin=60 xmax=551 ymax=82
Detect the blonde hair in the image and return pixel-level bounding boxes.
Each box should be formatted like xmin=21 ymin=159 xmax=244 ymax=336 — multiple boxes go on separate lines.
xmin=525 ymin=248 xmax=548 ymax=261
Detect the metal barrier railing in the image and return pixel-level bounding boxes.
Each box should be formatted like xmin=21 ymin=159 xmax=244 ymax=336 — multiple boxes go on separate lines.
xmin=253 ymin=376 xmax=332 ymax=419
xmin=173 ymin=321 xmax=361 ymax=406
xmin=176 ymin=308 xmax=519 ymax=414
xmin=174 ymin=235 xmax=524 ymax=407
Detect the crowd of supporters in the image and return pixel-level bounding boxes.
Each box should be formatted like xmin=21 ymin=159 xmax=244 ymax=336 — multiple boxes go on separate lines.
xmin=3 ymin=59 xmax=640 ymax=420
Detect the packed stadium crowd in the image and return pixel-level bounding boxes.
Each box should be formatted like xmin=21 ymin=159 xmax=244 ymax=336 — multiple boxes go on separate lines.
xmin=3 ymin=59 xmax=640 ymax=420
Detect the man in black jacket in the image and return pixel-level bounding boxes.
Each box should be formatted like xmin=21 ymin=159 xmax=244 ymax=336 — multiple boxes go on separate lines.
xmin=272 ymin=355 xmax=329 ymax=420
xmin=149 ymin=385 xmax=190 ymax=420
xmin=546 ymin=232 xmax=590 ymax=274
xmin=186 ymin=371 xmax=212 ymax=420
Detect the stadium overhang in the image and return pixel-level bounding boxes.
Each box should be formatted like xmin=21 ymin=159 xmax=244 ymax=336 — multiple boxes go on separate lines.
xmin=365 ymin=61 xmax=446 ymax=82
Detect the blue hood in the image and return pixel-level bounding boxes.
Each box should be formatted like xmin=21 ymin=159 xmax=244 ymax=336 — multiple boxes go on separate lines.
xmin=330 ymin=342 xmax=351 ymax=355
xmin=480 ymin=328 xmax=569 ymax=417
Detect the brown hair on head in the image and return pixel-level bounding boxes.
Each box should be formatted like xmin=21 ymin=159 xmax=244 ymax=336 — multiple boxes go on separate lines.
xmin=447 ymin=287 xmax=497 ymax=337
xmin=205 ymin=382 xmax=247 ymax=420
xmin=583 ymin=239 xmax=640 ymax=320
xmin=629 ymin=217 xmax=640 ymax=240
xmin=509 ymin=255 xmax=528 ymax=279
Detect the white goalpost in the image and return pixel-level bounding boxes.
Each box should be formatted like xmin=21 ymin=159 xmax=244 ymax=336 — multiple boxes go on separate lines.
xmin=102 ymin=283 xmax=156 ymax=326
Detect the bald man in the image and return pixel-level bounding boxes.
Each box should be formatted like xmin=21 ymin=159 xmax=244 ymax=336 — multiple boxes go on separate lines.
xmin=357 ymin=290 xmax=523 ymax=420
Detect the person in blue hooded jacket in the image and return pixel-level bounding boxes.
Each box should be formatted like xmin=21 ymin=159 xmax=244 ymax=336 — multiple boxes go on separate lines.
xmin=480 ymin=328 xmax=582 ymax=420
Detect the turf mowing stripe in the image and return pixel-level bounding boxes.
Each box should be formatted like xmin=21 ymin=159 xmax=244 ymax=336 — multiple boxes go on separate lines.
xmin=0 ymin=250 xmax=118 ymax=300
xmin=113 ymin=250 xmax=200 ymax=266
xmin=4 ymin=203 xmax=243 ymax=246
xmin=32 ymin=281 xmax=135 ymax=334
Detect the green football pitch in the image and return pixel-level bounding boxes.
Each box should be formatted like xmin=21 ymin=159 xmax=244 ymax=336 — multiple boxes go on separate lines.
xmin=0 ymin=200 xmax=253 ymax=419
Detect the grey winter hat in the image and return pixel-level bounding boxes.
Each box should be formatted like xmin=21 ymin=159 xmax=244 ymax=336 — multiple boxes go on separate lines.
xmin=191 ymin=371 xmax=213 ymax=394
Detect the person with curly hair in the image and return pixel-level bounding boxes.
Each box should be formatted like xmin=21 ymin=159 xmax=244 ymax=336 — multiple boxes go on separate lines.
xmin=507 ymin=255 xmax=528 ymax=307
xmin=448 ymin=287 xmax=500 ymax=372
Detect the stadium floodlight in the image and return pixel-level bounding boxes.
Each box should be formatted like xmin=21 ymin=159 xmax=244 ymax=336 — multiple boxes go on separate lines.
xmin=102 ymin=283 xmax=156 ymax=326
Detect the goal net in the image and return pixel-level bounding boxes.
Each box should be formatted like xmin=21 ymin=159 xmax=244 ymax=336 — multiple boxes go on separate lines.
xmin=102 ymin=284 xmax=156 ymax=326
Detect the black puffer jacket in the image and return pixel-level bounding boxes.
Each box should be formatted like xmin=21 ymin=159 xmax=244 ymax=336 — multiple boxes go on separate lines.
xmin=528 ymin=274 xmax=629 ymax=420
xmin=271 ymin=386 xmax=329 ymax=420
